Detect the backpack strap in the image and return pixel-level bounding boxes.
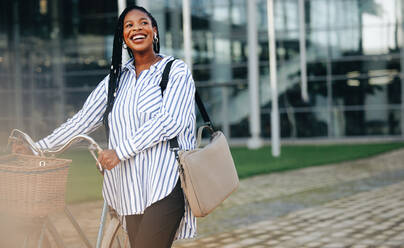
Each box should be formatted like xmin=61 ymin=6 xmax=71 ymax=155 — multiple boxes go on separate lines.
xmin=159 ymin=59 xmax=176 ymax=96
xmin=159 ymin=59 xmax=214 ymax=157
xmin=159 ymin=59 xmax=181 ymax=150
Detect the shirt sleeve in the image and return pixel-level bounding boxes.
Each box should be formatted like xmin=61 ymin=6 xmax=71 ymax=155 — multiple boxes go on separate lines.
xmin=36 ymin=75 xmax=108 ymax=150
xmin=115 ymin=60 xmax=196 ymax=160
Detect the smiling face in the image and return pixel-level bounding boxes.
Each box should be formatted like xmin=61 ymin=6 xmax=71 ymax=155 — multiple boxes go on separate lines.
xmin=123 ymin=9 xmax=157 ymax=55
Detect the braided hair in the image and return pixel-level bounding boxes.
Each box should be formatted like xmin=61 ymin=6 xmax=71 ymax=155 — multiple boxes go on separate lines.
xmin=103 ymin=6 xmax=160 ymax=139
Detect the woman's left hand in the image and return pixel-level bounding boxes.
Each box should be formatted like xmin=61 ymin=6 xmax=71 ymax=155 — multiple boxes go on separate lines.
xmin=98 ymin=149 xmax=120 ymax=170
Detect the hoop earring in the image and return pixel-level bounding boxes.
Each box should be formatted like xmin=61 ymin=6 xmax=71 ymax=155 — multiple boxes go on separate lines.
xmin=123 ymin=42 xmax=127 ymax=49
xmin=153 ymin=33 xmax=158 ymax=44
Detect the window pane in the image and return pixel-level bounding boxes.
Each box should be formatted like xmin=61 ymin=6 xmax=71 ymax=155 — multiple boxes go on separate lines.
xmin=262 ymin=110 xmax=329 ymax=138
xmin=332 ymin=64 xmax=401 ymax=107
xmin=277 ymin=81 xmax=328 ymax=109
xmin=332 ymin=108 xmax=401 ymax=136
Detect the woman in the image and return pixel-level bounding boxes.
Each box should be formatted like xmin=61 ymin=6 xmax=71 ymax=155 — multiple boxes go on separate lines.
xmin=14 ymin=5 xmax=197 ymax=248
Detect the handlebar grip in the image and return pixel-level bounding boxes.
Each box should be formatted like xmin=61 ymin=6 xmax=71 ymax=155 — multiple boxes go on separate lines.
xmin=8 ymin=129 xmax=43 ymax=156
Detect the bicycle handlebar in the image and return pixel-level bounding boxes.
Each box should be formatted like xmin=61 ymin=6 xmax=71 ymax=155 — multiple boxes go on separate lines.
xmin=8 ymin=129 xmax=104 ymax=172
xmin=42 ymin=135 xmax=102 ymax=155
xmin=8 ymin=129 xmax=44 ymax=156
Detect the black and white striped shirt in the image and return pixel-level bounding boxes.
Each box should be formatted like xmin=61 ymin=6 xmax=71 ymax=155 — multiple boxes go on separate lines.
xmin=37 ymin=55 xmax=197 ymax=239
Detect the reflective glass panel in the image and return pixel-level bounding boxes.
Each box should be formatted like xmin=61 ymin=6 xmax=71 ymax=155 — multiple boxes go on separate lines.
xmin=332 ymin=108 xmax=401 ymax=136
xmin=262 ymin=110 xmax=329 ymax=138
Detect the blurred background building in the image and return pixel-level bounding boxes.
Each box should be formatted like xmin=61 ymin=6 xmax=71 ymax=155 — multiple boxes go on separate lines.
xmin=0 ymin=0 xmax=403 ymax=146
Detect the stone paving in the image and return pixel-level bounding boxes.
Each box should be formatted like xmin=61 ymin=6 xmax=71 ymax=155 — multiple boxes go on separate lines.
xmin=220 ymin=148 xmax=404 ymax=209
xmin=185 ymin=148 xmax=404 ymax=237
xmin=45 ymin=148 xmax=404 ymax=247
xmin=173 ymin=181 xmax=404 ymax=248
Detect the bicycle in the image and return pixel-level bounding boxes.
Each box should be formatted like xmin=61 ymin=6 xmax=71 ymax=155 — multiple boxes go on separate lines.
xmin=2 ymin=129 xmax=129 ymax=248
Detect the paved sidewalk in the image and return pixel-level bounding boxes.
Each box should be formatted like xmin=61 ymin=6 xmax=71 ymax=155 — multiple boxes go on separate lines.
xmin=172 ymin=149 xmax=404 ymax=247
xmin=173 ymin=181 xmax=404 ymax=248
xmin=220 ymin=148 xmax=404 ymax=209
xmin=48 ymin=148 xmax=404 ymax=247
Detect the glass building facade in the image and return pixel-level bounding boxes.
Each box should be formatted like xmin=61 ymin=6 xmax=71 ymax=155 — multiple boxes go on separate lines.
xmin=0 ymin=0 xmax=403 ymax=146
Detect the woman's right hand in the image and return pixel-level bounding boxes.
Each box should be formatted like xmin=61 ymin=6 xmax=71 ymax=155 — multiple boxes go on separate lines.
xmin=11 ymin=143 xmax=34 ymax=155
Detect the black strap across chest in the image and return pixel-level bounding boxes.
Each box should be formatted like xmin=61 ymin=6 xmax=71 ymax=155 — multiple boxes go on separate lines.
xmin=159 ymin=59 xmax=213 ymax=149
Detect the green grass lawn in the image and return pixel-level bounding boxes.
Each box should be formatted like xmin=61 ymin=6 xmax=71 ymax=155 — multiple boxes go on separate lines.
xmin=54 ymin=142 xmax=404 ymax=203
xmin=232 ymin=143 xmax=404 ymax=179
xmin=58 ymin=150 xmax=104 ymax=203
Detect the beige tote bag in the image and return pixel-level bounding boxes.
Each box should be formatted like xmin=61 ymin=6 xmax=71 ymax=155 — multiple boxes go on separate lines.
xmin=159 ymin=59 xmax=239 ymax=217
xmin=177 ymin=126 xmax=239 ymax=217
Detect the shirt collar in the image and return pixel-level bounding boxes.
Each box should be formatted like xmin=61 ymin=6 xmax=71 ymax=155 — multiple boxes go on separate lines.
xmin=122 ymin=58 xmax=135 ymax=72
xmin=121 ymin=54 xmax=173 ymax=74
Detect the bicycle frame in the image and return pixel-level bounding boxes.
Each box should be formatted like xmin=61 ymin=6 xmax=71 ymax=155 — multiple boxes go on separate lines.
xmin=8 ymin=129 xmax=109 ymax=248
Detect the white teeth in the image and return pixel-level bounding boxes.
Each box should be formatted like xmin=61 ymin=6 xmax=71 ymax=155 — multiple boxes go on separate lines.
xmin=132 ymin=35 xmax=146 ymax=40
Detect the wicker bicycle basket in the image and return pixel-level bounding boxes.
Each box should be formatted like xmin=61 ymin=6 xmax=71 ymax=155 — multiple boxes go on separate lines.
xmin=0 ymin=153 xmax=71 ymax=218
